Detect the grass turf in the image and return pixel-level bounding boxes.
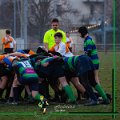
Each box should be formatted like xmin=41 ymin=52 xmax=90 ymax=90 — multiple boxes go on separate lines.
xmin=0 ymin=52 xmax=120 ymax=120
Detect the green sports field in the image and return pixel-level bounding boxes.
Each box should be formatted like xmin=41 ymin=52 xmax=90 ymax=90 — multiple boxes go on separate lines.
xmin=0 ymin=52 xmax=120 ymax=120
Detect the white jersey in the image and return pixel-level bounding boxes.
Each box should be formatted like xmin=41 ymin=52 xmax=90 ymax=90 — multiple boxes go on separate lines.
xmin=50 ymin=42 xmax=73 ymax=57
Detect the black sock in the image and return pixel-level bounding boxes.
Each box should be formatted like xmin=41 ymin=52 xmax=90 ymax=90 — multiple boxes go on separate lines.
xmin=18 ymin=85 xmax=24 ymax=100
xmin=59 ymin=90 xmax=67 ymax=102
xmin=0 ymin=88 xmax=4 ymax=98
xmin=42 ymin=80 xmax=50 ymax=99
xmin=9 ymin=97 xmax=13 ymax=102
xmin=84 ymin=86 xmax=97 ymax=101
xmin=77 ymin=90 xmax=81 ymax=100
xmin=5 ymin=87 xmax=11 ymax=99
xmin=24 ymin=89 xmax=28 ymax=99
xmin=54 ymin=91 xmax=60 ymax=100
xmin=39 ymin=83 xmax=46 ymax=97
xmin=46 ymin=82 xmax=50 ymax=99
xmin=13 ymin=87 xmax=19 ymax=102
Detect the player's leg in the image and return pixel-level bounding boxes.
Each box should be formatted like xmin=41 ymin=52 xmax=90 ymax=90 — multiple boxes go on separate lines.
xmin=94 ymin=69 xmax=100 ymax=84
xmin=70 ymin=77 xmax=85 ymax=95
xmin=58 ymin=76 xmax=76 ymax=103
xmin=79 ymin=72 xmax=98 ymax=105
xmin=12 ymin=74 xmax=21 ymax=104
xmin=30 ymin=82 xmax=49 ymax=113
xmin=89 ymin=70 xmax=110 ymax=104
xmin=0 ymin=76 xmax=8 ymax=99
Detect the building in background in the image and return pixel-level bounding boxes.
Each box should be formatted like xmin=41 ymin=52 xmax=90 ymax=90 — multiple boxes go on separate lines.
xmin=0 ymin=0 xmax=113 ymax=52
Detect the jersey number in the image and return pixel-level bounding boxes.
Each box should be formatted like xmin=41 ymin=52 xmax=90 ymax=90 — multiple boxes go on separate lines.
xmin=20 ymin=61 xmax=32 ymax=68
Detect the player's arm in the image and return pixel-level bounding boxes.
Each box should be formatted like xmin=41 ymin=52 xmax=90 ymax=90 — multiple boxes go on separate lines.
xmin=57 ymin=44 xmax=66 ymax=56
xmin=85 ymin=40 xmax=93 ymax=57
xmin=40 ymin=57 xmax=63 ymax=67
xmin=2 ymin=38 xmax=8 ymax=45
xmin=85 ymin=50 xmax=92 ymax=57
xmin=7 ymin=52 xmax=29 ymax=58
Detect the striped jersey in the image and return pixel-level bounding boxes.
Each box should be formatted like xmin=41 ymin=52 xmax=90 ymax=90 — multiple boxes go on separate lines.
xmin=63 ymin=56 xmax=79 ymax=71
xmin=84 ymin=36 xmax=99 ymax=66
xmin=13 ymin=60 xmax=38 ymax=79
xmin=63 ymin=55 xmax=95 ymax=75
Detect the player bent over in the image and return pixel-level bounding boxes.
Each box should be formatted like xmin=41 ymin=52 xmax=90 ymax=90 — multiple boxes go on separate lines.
xmin=12 ymin=58 xmax=48 ymax=113
xmin=34 ymin=57 xmax=76 ymax=103
xmin=63 ymin=55 xmax=110 ymax=105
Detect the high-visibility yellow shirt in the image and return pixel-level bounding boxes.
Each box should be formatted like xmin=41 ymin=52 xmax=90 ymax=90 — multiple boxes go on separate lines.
xmin=43 ymin=29 xmax=66 ymax=50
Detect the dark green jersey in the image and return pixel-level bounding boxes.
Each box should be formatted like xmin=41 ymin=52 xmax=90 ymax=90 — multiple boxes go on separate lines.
xmin=63 ymin=55 xmax=95 ymax=75
xmin=63 ymin=56 xmax=79 ymax=71
xmin=84 ymin=36 xmax=99 ymax=69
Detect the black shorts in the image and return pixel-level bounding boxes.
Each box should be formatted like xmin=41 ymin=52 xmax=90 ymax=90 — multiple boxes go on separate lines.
xmin=4 ymin=48 xmax=13 ymax=53
xmin=76 ymin=55 xmax=95 ymax=76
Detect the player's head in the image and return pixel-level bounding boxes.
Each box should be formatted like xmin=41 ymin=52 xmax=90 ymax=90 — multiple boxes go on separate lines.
xmin=6 ymin=29 xmax=11 ymax=36
xmin=54 ymin=32 xmax=62 ymax=44
xmin=78 ymin=26 xmax=88 ymax=38
xmin=66 ymin=32 xmax=70 ymax=37
xmin=51 ymin=18 xmax=59 ymax=31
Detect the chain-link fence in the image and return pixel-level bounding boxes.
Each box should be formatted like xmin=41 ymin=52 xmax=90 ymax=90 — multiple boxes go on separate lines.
xmin=72 ymin=44 xmax=120 ymax=54
xmin=0 ymin=43 xmax=120 ymax=54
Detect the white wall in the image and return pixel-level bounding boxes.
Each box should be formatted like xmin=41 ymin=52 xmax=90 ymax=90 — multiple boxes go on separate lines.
xmin=15 ymin=38 xmax=25 ymax=50
xmin=70 ymin=32 xmax=84 ymax=53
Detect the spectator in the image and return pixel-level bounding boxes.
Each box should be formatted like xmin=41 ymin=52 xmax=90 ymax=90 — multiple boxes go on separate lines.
xmin=2 ymin=30 xmax=16 ymax=53
xmin=66 ymin=32 xmax=73 ymax=52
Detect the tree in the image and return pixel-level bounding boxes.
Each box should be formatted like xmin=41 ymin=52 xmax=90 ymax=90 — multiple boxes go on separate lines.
xmin=55 ymin=0 xmax=80 ymax=31
xmin=27 ymin=0 xmax=81 ymax=43
xmin=0 ymin=0 xmax=21 ymax=38
xmin=0 ymin=0 xmax=14 ymax=31
xmin=28 ymin=0 xmax=54 ymax=43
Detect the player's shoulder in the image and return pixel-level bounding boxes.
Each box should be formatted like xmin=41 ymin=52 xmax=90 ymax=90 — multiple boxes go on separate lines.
xmin=45 ymin=29 xmax=53 ymax=34
xmin=58 ymin=29 xmax=65 ymax=34
xmin=85 ymin=37 xmax=94 ymax=44
xmin=60 ymin=41 xmax=65 ymax=45
xmin=10 ymin=36 xmax=15 ymax=40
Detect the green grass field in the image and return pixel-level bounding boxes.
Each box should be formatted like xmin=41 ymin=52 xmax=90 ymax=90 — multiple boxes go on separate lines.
xmin=0 ymin=52 xmax=120 ymax=120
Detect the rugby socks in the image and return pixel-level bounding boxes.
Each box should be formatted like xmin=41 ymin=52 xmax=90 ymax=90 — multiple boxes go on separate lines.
xmin=84 ymin=85 xmax=98 ymax=101
xmin=95 ymin=84 xmax=108 ymax=100
xmin=84 ymin=90 xmax=97 ymax=101
xmin=63 ymin=85 xmax=76 ymax=102
xmin=13 ymin=87 xmax=19 ymax=102
xmin=8 ymin=97 xmax=14 ymax=102
xmin=77 ymin=90 xmax=81 ymax=100
xmin=5 ymin=87 xmax=11 ymax=99
xmin=24 ymin=89 xmax=29 ymax=99
xmin=34 ymin=93 xmax=44 ymax=101
xmin=0 ymin=88 xmax=4 ymax=98
xmin=39 ymin=83 xmax=47 ymax=97
xmin=18 ymin=85 xmax=24 ymax=98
